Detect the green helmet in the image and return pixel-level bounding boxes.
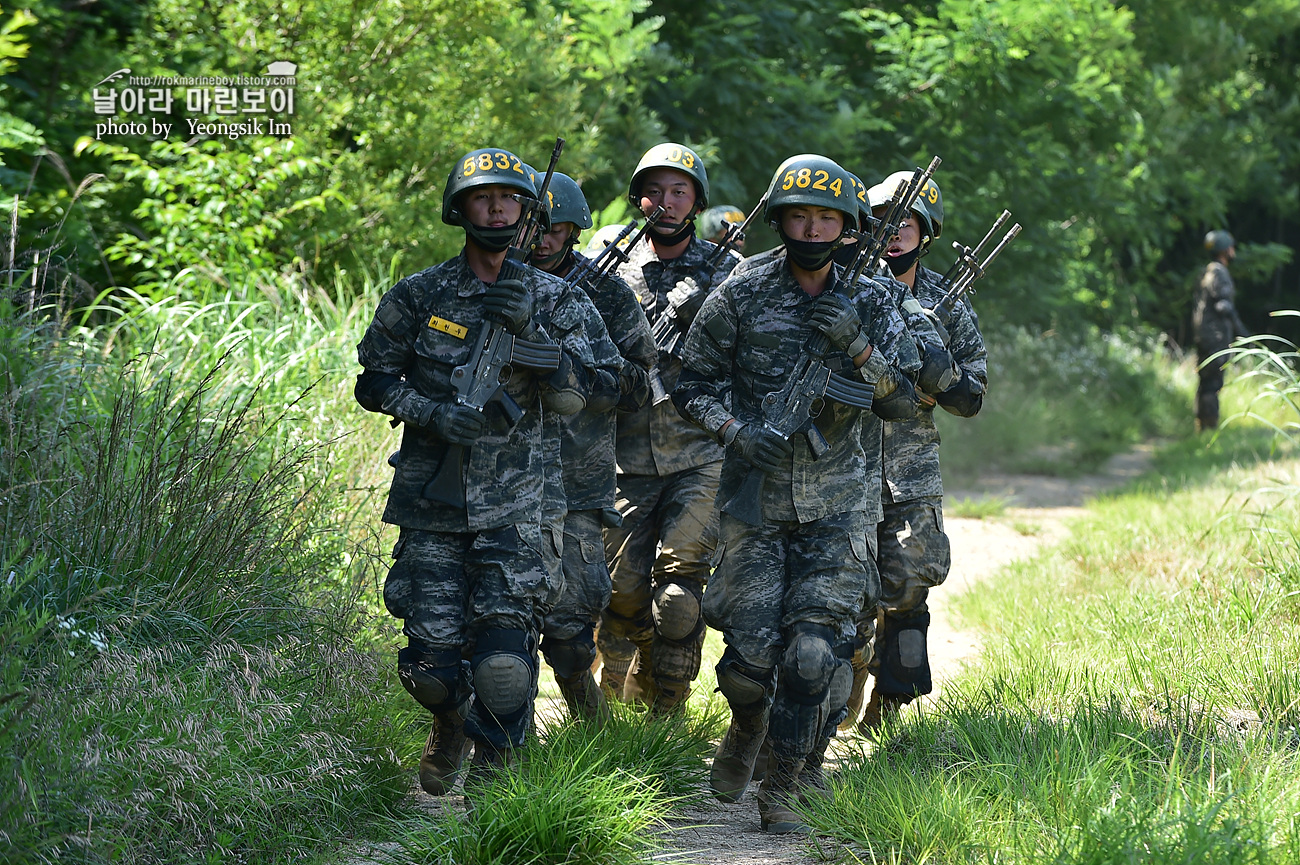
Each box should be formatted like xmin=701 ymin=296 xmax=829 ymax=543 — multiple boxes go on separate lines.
xmin=1204 ymin=230 xmax=1235 ymax=256
xmin=867 ymin=170 xmax=944 ymax=244
xmin=845 ymin=172 xmax=872 ymax=232
xmin=762 ymin=154 xmax=858 ymax=229
xmin=544 ymin=172 xmax=593 ymax=230
xmin=627 ymin=143 xmax=710 ymax=211
xmin=442 ymin=147 xmax=537 ymax=227
xmin=699 ymin=204 xmax=745 ymax=243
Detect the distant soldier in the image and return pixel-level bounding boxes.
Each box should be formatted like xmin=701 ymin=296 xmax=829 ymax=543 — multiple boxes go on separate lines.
xmin=675 ymin=154 xmax=918 ymax=832
xmin=355 ymin=147 xmax=614 ymax=793
xmin=528 ymin=173 xmax=657 ymax=719
xmin=600 ymin=143 xmax=740 ymax=713
xmin=699 ymin=204 xmax=747 ymax=248
xmin=844 ymin=171 xmax=987 ymax=733
xmin=1192 ymin=230 xmax=1248 ymax=431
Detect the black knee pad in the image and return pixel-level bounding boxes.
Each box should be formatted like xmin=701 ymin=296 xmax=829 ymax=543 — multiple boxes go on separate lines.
xmin=779 ymin=623 xmax=838 ymax=706
xmin=398 ymin=645 xmax=465 ymax=712
xmin=875 ymin=611 xmax=932 ymax=698
xmin=471 ymin=628 xmax=536 ymax=722
xmin=653 ymin=579 xmax=704 ymax=644
xmin=541 ymin=624 xmax=597 ymax=681
xmin=715 ymin=647 xmax=775 ymax=708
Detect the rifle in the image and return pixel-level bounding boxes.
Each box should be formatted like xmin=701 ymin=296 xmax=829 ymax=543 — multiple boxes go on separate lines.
xmin=652 ymin=194 xmax=769 ymax=357
xmin=423 ymin=138 xmax=566 ymax=507
xmin=930 ymin=211 xmax=1020 ymax=325
xmin=845 ymin=157 xmax=942 ymax=288
xmin=564 ymin=205 xmax=666 ymax=291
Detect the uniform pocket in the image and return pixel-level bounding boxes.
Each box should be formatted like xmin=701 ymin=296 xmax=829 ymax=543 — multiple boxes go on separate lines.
xmin=850 ymin=532 xmax=873 ymax=563
xmin=579 ymin=538 xmax=600 ymax=564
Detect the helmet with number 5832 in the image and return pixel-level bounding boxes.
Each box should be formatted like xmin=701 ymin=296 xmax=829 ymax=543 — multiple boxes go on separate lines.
xmin=627 ymin=142 xmax=710 ymax=211
xmin=442 ymin=147 xmax=538 ymax=227
xmin=867 ymin=170 xmax=944 ymax=245
xmin=762 ymin=154 xmax=858 ymax=229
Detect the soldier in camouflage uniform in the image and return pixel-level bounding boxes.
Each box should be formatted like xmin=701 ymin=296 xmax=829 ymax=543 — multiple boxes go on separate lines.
xmin=675 ymin=154 xmax=919 ymax=833
xmin=528 ymin=173 xmax=657 ymax=720
xmin=1193 ymin=230 xmax=1248 ymax=431
xmin=699 ymin=204 xmax=747 ymax=247
xmin=599 ymin=143 xmax=741 ymax=713
xmin=843 ymin=171 xmax=988 ymax=734
xmin=355 ymin=147 xmax=616 ymax=795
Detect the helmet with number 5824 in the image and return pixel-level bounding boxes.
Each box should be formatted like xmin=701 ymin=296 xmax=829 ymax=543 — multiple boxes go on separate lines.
xmin=627 ymin=142 xmax=710 ymax=211
xmin=442 ymin=147 xmax=538 ymax=227
xmin=867 ymin=170 xmax=944 ymax=244
xmin=762 ymin=154 xmax=858 ymax=229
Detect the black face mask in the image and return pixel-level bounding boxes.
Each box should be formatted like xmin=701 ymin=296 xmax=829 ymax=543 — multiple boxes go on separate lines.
xmin=650 ymin=218 xmax=696 ymax=248
xmin=464 ymin=219 xmax=520 ymax=254
xmin=831 ymin=243 xmax=859 ymax=267
xmin=884 ymin=245 xmax=923 ymax=276
xmin=779 ymin=227 xmax=841 ymax=271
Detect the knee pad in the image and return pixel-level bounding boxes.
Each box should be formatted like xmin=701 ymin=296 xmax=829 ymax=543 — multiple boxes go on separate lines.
xmin=875 ymin=611 xmax=932 ymax=698
xmin=653 ymin=580 xmax=702 ymax=642
xmin=397 ymin=645 xmax=465 ymax=712
xmin=715 ymin=648 xmax=775 ymax=708
xmin=779 ymin=623 xmax=838 ymax=706
xmin=541 ymin=624 xmax=597 ymax=681
xmin=471 ymin=628 xmax=536 ymax=717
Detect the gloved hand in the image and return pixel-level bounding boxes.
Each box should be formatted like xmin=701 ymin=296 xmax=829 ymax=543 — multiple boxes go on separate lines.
xmin=666 ymin=276 xmax=707 ymax=324
xmin=917 ymin=342 xmax=959 ymax=395
xmin=427 ymin=403 xmax=487 ymax=446
xmin=732 ymin=423 xmax=793 ymax=474
xmin=809 ymin=293 xmax=870 ymax=358
xmin=484 ymin=279 xmax=532 ymax=335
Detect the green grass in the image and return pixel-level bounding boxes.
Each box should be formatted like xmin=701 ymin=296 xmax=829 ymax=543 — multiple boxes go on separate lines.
xmin=945 ymin=494 xmax=1010 ymax=519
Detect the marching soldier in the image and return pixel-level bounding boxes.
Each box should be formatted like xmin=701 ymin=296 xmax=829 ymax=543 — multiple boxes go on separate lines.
xmin=1192 ymin=230 xmax=1248 ymax=431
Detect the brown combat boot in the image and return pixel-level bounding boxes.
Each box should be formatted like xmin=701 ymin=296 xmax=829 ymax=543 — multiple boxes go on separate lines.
xmin=758 ymin=750 xmax=808 ymax=834
xmin=710 ymin=705 xmax=769 ymax=803
xmin=798 ymin=735 xmax=833 ymax=803
xmin=599 ymin=654 xmax=631 ymax=698
xmin=557 ymin=669 xmax=610 ymax=723
xmin=856 ymin=686 xmax=906 ymax=738
xmin=838 ymin=650 xmax=873 ymax=731
xmin=418 ymin=711 xmax=471 ymax=796
xmin=650 ymin=678 xmax=691 ymax=715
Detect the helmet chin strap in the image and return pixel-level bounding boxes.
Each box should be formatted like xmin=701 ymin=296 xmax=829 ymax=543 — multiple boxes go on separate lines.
xmin=650 ymin=218 xmax=696 ymax=247
xmin=464 ymin=218 xmax=521 ymax=254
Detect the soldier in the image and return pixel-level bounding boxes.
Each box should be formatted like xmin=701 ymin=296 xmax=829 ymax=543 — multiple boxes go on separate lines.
xmin=844 ymin=171 xmax=988 ymax=733
xmin=354 ymin=147 xmax=612 ymax=795
xmin=674 ymin=154 xmax=918 ymax=833
xmin=528 ymin=173 xmax=657 ymax=719
xmin=599 ymin=143 xmax=740 ymax=712
xmin=1192 ymin=230 xmax=1248 ymax=431
xmin=699 ymin=204 xmax=747 ymax=247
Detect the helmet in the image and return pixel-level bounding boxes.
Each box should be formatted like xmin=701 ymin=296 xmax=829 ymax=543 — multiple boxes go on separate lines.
xmin=867 ymin=170 xmax=944 ymax=244
xmin=544 ymin=172 xmax=593 ymax=230
xmin=762 ymin=154 xmax=858 ymax=229
xmin=1204 ymin=230 xmax=1235 ymax=256
xmin=627 ymin=143 xmax=710 ymax=211
xmin=442 ymin=147 xmax=537 ymax=226
xmin=844 ymin=172 xmax=872 ymax=232
xmin=583 ymin=223 xmax=632 ymax=258
xmin=699 ymin=205 xmax=745 ymax=243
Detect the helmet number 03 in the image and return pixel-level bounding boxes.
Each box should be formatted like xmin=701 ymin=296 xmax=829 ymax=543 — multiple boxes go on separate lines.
xmin=462 ymin=151 xmax=527 ymax=177
xmin=781 ymin=168 xmax=842 ymax=196
xmin=665 ymin=146 xmax=695 ymax=168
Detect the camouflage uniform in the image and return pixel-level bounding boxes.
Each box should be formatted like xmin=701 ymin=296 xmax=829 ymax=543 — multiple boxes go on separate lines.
xmin=868 ymin=264 xmax=987 ymax=702
xmin=674 ymin=253 xmax=914 ymax=772
xmin=600 ymin=233 xmax=739 ymax=709
xmin=1192 ymin=260 xmax=1247 ymax=430
xmin=539 ymin=252 xmax=656 ymax=711
xmin=357 ymin=250 xmax=607 ymax=752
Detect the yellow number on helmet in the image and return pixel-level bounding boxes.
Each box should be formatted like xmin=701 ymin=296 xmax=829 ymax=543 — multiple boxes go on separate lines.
xmin=682 ymin=151 xmax=695 ymax=168
xmin=478 ymin=153 xmax=493 ymax=171
xmin=463 ymin=157 xmax=476 ymax=176
xmin=829 ymin=177 xmax=843 ymax=197
xmin=795 ymin=168 xmax=812 ymax=188
xmin=495 ymin=152 xmax=510 ymax=170
xmin=811 ymin=170 xmax=829 ymax=191
xmin=782 ymin=170 xmax=796 ymax=190
xmin=668 ymin=146 xmax=682 ymax=163
xmin=510 ymin=156 xmax=525 ymax=174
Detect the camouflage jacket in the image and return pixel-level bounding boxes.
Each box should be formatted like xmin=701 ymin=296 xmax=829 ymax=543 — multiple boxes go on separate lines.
xmin=675 ymin=254 xmax=914 ymax=524
xmin=558 ymin=250 xmax=657 ymax=510
xmin=1192 ymin=261 xmax=1247 ymax=352
xmin=356 ymin=250 xmax=609 ymax=532
xmin=615 ymin=234 xmax=740 ymax=476
xmin=882 ymin=265 xmax=988 ymax=503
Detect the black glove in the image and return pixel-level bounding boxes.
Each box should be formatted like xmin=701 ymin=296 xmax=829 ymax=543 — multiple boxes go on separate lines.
xmin=428 ymin=403 xmax=487 ymax=446
xmin=809 ymin=294 xmax=869 ymax=357
xmin=483 ymin=279 xmax=532 ymax=335
xmin=917 ymin=343 xmax=959 ymax=395
xmin=733 ymin=423 xmax=793 ymax=474
xmin=666 ymin=276 xmax=707 ymax=324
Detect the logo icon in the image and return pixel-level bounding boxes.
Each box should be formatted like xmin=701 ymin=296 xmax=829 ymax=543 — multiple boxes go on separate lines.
xmin=96 ymin=68 xmax=131 ymax=86
xmin=265 ymin=61 xmax=297 ymax=76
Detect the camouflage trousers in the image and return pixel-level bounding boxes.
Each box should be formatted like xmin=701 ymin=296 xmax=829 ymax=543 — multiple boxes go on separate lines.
xmin=1196 ymin=344 xmax=1228 ymax=430
xmin=863 ymin=496 xmax=951 ymax=699
xmin=542 ymin=509 xmax=613 ymax=641
xmin=600 ymin=461 xmax=721 ymax=701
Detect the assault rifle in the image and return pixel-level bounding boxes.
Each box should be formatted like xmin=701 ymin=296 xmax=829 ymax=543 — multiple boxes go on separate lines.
xmin=930 ymin=210 xmax=1021 ymax=324
xmin=651 ymin=194 xmax=769 ymax=357
xmin=845 ymin=157 xmax=942 ymax=287
xmin=564 ymin=205 xmax=666 ymax=291
xmin=423 ymin=138 xmax=566 ymax=507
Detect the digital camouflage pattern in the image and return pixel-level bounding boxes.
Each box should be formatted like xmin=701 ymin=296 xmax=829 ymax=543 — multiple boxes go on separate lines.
xmin=561 ymin=251 xmax=656 ymax=510
xmin=676 ymin=254 xmax=917 ymax=523
xmin=614 ymin=234 xmax=740 ymax=477
xmin=874 ymin=497 xmax=949 ymax=615
xmin=1193 ymin=261 xmax=1247 ymax=353
xmin=881 ymin=264 xmax=988 ymax=502
xmin=357 ymin=251 xmax=600 ymax=532
xmin=545 ymin=508 xmax=614 ymax=641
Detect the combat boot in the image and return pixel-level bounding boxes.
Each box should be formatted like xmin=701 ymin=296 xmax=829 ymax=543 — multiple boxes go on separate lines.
xmin=856 ymin=686 xmax=906 ymax=737
xmin=710 ymin=704 xmax=769 ymax=803
xmin=650 ymin=678 xmax=691 ymax=715
xmin=757 ymin=750 xmax=808 ymax=834
xmin=557 ymin=669 xmax=610 ymax=723
xmin=418 ymin=710 xmax=472 ymax=796
xmin=599 ymin=654 xmax=631 ymax=698
xmin=798 ymin=735 xmax=833 ymax=803
xmin=462 ymin=740 xmax=513 ymax=792
xmin=622 ymin=649 xmax=659 ymax=707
